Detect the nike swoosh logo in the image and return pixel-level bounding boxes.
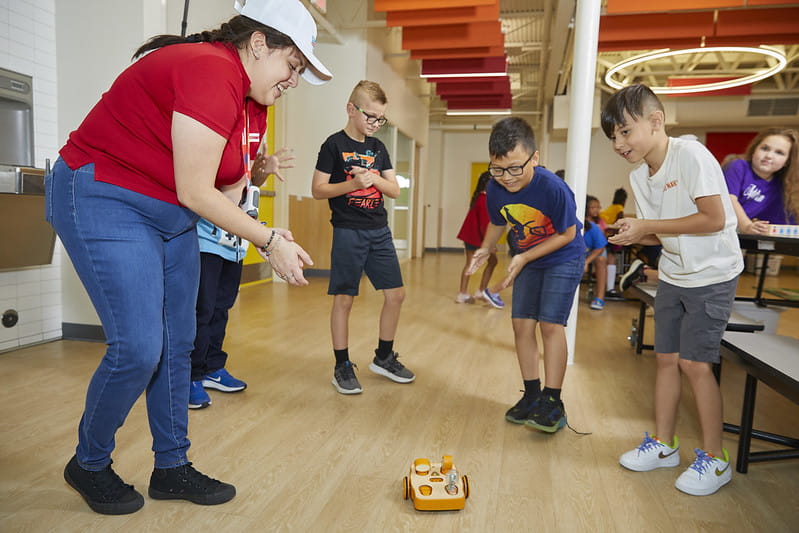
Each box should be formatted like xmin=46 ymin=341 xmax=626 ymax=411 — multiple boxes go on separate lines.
xmin=715 ymin=463 xmax=730 ymax=476
xmin=658 ymin=447 xmax=678 ymax=459
xmin=207 ymin=376 xmax=222 ymax=382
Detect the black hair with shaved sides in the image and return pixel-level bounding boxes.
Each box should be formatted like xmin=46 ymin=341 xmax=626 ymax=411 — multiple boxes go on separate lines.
xmin=600 ymin=83 xmax=664 ymax=139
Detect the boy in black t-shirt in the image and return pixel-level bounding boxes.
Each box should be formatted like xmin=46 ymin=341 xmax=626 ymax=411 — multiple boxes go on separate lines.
xmin=311 ymin=80 xmax=415 ymax=395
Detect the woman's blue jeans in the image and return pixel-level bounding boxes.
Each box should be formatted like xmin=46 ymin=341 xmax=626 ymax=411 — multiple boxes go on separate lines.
xmin=46 ymin=158 xmax=199 ymax=470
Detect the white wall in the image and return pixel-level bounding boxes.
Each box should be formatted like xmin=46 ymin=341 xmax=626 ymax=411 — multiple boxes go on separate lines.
xmin=0 ymin=0 xmax=62 ymax=351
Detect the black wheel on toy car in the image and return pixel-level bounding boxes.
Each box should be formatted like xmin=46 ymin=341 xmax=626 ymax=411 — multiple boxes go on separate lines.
xmin=403 ymin=476 xmax=410 ymax=500
xmin=462 ymin=475 xmax=470 ymax=499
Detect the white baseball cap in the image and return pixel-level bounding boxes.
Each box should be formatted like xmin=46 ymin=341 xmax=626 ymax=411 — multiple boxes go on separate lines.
xmin=234 ymin=0 xmax=332 ymax=85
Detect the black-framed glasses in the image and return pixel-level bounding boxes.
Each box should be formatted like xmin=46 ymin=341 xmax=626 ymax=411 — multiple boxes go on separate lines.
xmin=352 ymin=103 xmax=388 ymax=127
xmin=488 ymin=152 xmax=534 ymax=178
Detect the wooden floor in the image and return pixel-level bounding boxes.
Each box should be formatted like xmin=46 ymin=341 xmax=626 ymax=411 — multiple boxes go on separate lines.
xmin=1 ymin=251 xmax=798 ymax=532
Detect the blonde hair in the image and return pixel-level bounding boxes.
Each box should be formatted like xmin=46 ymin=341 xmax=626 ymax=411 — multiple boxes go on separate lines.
xmin=349 ymin=80 xmax=387 ymax=107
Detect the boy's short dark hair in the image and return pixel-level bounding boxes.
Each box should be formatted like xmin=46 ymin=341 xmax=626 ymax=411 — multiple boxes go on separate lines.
xmin=600 ymin=83 xmax=664 ymax=139
xmin=612 ymin=187 xmax=627 ymax=206
xmin=489 ymin=117 xmax=537 ymax=158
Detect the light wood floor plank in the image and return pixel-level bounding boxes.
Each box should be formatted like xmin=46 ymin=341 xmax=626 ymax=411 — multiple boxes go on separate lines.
xmin=1 ymin=251 xmax=797 ymax=532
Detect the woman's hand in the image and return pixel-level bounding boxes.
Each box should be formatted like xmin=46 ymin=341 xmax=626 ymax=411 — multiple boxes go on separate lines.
xmin=257 ymin=237 xmax=313 ymax=286
xmin=744 ymin=218 xmax=770 ymax=235
xmin=251 ymin=147 xmax=295 ymax=185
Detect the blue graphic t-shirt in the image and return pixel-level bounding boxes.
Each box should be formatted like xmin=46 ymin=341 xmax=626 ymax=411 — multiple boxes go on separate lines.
xmin=486 ymin=166 xmax=584 ymax=268
xmin=315 ymin=130 xmax=393 ymax=229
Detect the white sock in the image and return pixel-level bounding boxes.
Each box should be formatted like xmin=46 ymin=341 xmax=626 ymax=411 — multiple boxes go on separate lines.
xmin=606 ymin=263 xmax=617 ymax=292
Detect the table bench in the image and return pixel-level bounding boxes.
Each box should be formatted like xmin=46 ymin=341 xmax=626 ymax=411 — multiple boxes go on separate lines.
xmin=719 ymin=331 xmax=799 ymax=473
xmin=627 ymin=283 xmax=764 ymax=354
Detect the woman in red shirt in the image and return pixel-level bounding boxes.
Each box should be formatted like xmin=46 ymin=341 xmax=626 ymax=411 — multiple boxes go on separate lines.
xmin=47 ymin=0 xmax=330 ymax=515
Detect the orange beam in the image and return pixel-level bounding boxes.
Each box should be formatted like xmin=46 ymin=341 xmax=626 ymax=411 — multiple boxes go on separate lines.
xmin=606 ymin=0 xmax=743 ymax=14
xmin=706 ymin=34 xmax=799 ymax=45
xmin=386 ymin=2 xmax=499 ymax=27
xmin=375 ymin=0 xmax=495 ymax=11
xmin=598 ymin=38 xmax=703 ymax=52
xmin=716 ymin=7 xmax=799 ymax=36
xmin=402 ymin=21 xmax=503 ymax=50
xmin=599 ymin=13 xmax=715 ymax=43
xmin=409 ymin=46 xmax=505 ymax=60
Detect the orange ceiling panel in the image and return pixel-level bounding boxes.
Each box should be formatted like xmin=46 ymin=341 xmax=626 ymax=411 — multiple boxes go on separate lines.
xmin=706 ymin=33 xmax=799 ymax=45
xmin=409 ymin=46 xmax=505 ymax=60
xmin=599 ymin=13 xmax=715 ymax=43
xmin=435 ymin=78 xmax=510 ymax=96
xmin=746 ymin=0 xmax=798 ymax=4
xmin=445 ymin=94 xmax=513 ymax=109
xmin=605 ymin=0 xmax=744 ymax=14
xmin=716 ymin=8 xmax=799 ymax=36
xmin=667 ymin=77 xmax=752 ymax=97
xmin=598 ymin=38 xmax=703 ymax=52
xmin=374 ymin=0 xmax=496 ymax=11
xmin=386 ymin=2 xmax=499 ymax=27
xmin=402 ymin=21 xmax=503 ymax=50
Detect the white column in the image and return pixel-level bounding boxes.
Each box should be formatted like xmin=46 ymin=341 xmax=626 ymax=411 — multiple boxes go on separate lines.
xmin=564 ymin=0 xmax=601 ymax=364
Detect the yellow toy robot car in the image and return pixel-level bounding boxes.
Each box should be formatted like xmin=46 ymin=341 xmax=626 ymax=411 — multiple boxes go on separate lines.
xmin=403 ymin=455 xmax=469 ymax=511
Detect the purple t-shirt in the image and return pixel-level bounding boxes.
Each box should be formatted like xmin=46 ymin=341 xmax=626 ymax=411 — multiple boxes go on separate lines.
xmin=724 ymin=158 xmax=793 ymax=224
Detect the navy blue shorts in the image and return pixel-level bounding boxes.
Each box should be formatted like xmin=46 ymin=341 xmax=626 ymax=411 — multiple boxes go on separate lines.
xmin=511 ymin=257 xmax=584 ymax=324
xmin=328 ymin=226 xmax=403 ymax=296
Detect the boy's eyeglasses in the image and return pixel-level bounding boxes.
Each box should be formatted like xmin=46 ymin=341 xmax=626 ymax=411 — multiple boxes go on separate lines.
xmin=352 ymin=103 xmax=388 ymax=127
xmin=488 ymin=152 xmax=534 ymax=178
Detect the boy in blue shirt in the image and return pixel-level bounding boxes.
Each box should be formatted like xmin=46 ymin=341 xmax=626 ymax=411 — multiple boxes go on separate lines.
xmin=602 ymin=83 xmax=743 ymax=496
xmin=468 ymin=117 xmax=585 ymax=433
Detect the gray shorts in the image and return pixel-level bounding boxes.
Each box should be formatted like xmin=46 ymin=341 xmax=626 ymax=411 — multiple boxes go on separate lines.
xmin=653 ymin=277 xmax=738 ymax=363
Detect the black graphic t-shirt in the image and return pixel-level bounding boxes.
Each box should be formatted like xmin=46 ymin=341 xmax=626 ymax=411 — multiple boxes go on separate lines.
xmin=315 ymin=130 xmax=392 ymax=229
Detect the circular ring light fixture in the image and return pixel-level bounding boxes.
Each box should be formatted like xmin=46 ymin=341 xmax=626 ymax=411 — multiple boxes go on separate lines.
xmin=604 ymin=46 xmax=787 ymax=95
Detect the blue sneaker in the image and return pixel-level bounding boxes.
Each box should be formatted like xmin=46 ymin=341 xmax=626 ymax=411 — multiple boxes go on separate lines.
xmin=202 ymin=368 xmax=247 ymax=392
xmin=483 ymin=289 xmax=505 ymax=309
xmin=590 ymin=298 xmax=605 ymax=310
xmin=189 ymin=381 xmax=211 ymax=409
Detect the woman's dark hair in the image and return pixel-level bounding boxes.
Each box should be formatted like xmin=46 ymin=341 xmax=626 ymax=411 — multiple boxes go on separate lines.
xmin=133 ymin=15 xmax=295 ymax=59
xmin=612 ymin=187 xmax=627 ymax=206
xmin=470 ymin=171 xmax=491 ymax=207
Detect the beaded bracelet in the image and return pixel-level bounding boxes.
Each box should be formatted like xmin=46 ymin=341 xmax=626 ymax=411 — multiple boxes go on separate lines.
xmin=260 ymin=231 xmax=280 ymax=256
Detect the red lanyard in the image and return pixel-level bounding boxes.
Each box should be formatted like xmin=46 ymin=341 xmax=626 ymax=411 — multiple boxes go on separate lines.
xmin=241 ymin=108 xmax=252 ymax=185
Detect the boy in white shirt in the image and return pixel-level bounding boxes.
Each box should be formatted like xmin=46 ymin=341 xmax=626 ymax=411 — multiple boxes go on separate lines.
xmin=601 ymin=83 xmax=743 ymax=496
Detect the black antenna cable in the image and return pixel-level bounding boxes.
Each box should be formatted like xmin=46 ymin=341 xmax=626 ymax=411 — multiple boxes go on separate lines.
xmin=180 ymin=0 xmax=190 ymax=37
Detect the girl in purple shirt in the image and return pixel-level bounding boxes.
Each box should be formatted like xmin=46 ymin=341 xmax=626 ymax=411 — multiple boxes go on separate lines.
xmin=724 ymin=127 xmax=799 ymax=233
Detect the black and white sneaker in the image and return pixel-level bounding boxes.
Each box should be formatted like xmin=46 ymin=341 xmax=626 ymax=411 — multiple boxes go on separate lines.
xmin=369 ymin=351 xmax=415 ymax=383
xmin=333 ymin=361 xmax=363 ymax=394
xmin=619 ymin=259 xmax=645 ymax=292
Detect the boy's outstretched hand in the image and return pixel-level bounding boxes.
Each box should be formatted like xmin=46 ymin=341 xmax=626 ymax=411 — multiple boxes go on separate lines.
xmin=466 ymin=248 xmax=489 ymax=276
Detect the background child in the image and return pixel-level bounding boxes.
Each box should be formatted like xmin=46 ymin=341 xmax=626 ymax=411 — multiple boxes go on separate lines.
xmin=602 ymin=83 xmax=743 ymax=496
xmin=600 ymin=187 xmax=627 ymax=225
xmin=724 ymin=127 xmax=799 ymax=234
xmin=584 ymin=195 xmax=608 ymax=310
xmin=468 ymin=117 xmax=584 ymax=433
xmin=189 ymin=107 xmax=296 ymax=409
xmin=456 ymin=170 xmax=505 ymax=308
xmin=311 ymin=80 xmax=414 ymax=395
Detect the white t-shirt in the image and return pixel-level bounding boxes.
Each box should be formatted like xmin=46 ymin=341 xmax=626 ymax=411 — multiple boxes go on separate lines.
xmin=629 ymin=137 xmax=743 ymax=288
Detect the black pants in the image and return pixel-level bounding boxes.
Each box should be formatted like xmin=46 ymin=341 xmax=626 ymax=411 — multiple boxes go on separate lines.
xmin=190 ymin=253 xmax=243 ymax=381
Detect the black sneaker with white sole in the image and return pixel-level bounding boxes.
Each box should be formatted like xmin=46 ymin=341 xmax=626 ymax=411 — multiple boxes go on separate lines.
xmin=369 ymin=351 xmax=415 ymax=383
xmin=619 ymin=259 xmax=645 ymax=292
